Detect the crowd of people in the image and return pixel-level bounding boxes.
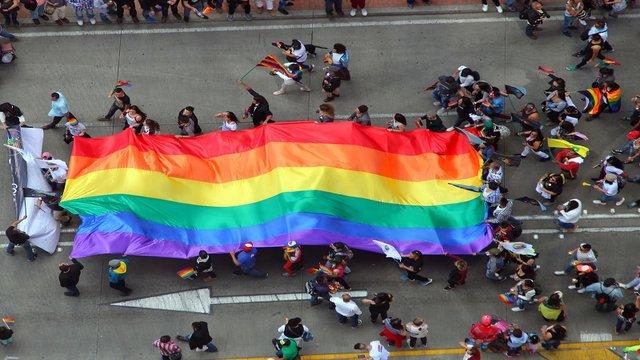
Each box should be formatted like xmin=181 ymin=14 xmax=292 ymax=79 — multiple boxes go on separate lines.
xmin=2 ymin=0 xmax=640 ymax=359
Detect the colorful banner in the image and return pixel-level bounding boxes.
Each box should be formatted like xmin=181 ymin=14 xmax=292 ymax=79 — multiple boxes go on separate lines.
xmin=61 ymin=122 xmax=490 ymax=259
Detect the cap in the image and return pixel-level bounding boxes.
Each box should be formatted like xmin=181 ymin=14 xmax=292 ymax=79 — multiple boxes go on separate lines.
xmin=480 ymin=315 xmax=492 ymax=326
xmin=553 ymin=291 xmax=563 ymax=299
xmin=242 ymin=242 xmax=254 ymax=252
xmin=457 ymin=65 xmax=467 ymax=71
xmin=576 ymin=264 xmax=593 ymax=273
xmin=41 ymin=152 xmax=52 ymax=159
xmin=108 ymin=259 xmax=121 ymax=268
xmin=287 ymin=241 xmax=297 ymax=248
xmin=605 ymin=173 xmax=617 ymax=181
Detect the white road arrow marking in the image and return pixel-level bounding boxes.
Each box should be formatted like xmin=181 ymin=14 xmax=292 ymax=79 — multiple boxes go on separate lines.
xmin=109 ymin=288 xmax=367 ymax=314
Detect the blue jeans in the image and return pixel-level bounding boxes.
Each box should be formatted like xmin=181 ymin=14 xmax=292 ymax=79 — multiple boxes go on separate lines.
xmin=184 ymin=1 xmax=203 ymax=17
xmin=183 ymin=334 xmax=217 ymax=351
xmin=277 ymin=0 xmax=285 ymax=10
xmin=65 ymin=285 xmax=80 ymax=296
xmin=600 ymin=193 xmax=620 ymax=203
xmin=432 ymin=88 xmax=449 ymax=108
xmin=31 ymin=4 xmax=44 ymax=19
xmin=6 ymin=242 xmax=35 ymax=261
xmin=75 ymin=6 xmax=95 ymax=20
xmin=337 ymin=313 xmax=359 ymax=327
xmin=325 ymin=0 xmax=343 ymax=14
xmin=562 ymin=15 xmax=574 ymax=32
xmin=556 ymin=219 xmax=576 ymax=229
xmin=0 ymin=28 xmax=16 ymax=41
xmin=525 ymin=23 xmax=536 ymax=36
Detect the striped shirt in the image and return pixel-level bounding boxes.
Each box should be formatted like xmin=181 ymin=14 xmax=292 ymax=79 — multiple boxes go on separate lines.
xmin=153 ymin=339 xmax=181 ymax=356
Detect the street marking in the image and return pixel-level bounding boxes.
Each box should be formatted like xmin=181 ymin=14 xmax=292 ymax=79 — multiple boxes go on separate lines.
xmin=516 ymin=213 xmax=640 ymax=221
xmin=523 ymin=227 xmax=640 ymax=235
xmin=224 ymin=339 xmax=640 ymax=360
xmin=12 ymin=13 xmax=640 ymax=38
xmin=580 ymin=333 xmax=613 ymax=342
xmin=109 ymin=287 xmax=367 ymax=313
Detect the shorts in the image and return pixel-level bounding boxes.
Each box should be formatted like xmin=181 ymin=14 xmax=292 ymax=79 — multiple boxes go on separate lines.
xmin=556 ymin=220 xmax=576 ymax=229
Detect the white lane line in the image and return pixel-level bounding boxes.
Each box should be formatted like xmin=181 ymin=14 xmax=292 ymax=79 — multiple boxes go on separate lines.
xmin=580 ymin=333 xmax=613 ymax=342
xmin=523 ymin=227 xmax=640 ymax=234
xmin=13 ymin=13 xmax=640 ymax=38
xmin=516 ymin=213 xmax=640 ymax=221
xmin=110 ymin=288 xmax=367 ymax=313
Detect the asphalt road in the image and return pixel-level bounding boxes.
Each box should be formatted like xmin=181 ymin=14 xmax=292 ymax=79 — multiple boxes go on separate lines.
xmin=1 ymin=9 xmax=640 ymax=360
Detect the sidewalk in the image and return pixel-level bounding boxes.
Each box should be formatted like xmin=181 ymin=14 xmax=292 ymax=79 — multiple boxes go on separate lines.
xmin=9 ymin=0 xmax=570 ymax=27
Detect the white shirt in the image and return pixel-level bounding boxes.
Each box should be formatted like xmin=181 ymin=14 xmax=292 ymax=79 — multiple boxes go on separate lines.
xmin=46 ymin=159 xmax=68 ymax=183
xmin=486 ymin=167 xmax=503 ymax=184
xmin=329 ymin=297 xmax=362 ymax=317
xmin=602 ymin=180 xmax=619 ymax=196
xmin=368 ymin=341 xmax=389 ymax=360
xmin=557 ymin=200 xmax=582 ymax=224
xmin=291 ymin=44 xmax=307 ymax=63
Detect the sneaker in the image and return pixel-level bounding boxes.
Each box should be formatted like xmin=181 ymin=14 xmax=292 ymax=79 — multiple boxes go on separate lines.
xmin=611 ymin=149 xmax=624 ymax=155
xmin=204 ymin=347 xmax=218 ymax=353
xmin=433 ymin=101 xmax=441 ymax=106
xmin=511 ymin=307 xmax=525 ymax=312
xmin=308 ymin=64 xmax=315 ymax=72
xmin=577 ymin=288 xmax=586 ymax=294
xmin=55 ymin=19 xmax=64 ymax=25
xmin=562 ymin=31 xmax=572 ymax=37
xmin=496 ymin=5 xmax=502 ymax=13
xmin=578 ymin=19 xmax=587 ymax=25
xmin=227 ymin=14 xmax=234 ymax=21
xmin=89 ymin=18 xmax=96 ymax=24
xmin=407 ymin=3 xmax=414 ymax=8
xmin=482 ymin=4 xmax=488 ymax=11
xmin=243 ymin=13 xmax=252 ymax=20
xmin=568 ymin=285 xmax=577 ymax=290
xmin=539 ymin=156 xmax=552 ymax=162
xmin=422 ymin=278 xmax=433 ymax=286
xmin=5 ymin=250 xmax=14 ymax=256
xmin=401 ymin=274 xmax=409 ymax=281
xmin=273 ymin=89 xmax=285 ymax=95
xmin=33 ymin=18 xmax=41 ymax=25
xmin=64 ymin=291 xmax=78 ymax=296
xmin=628 ymin=201 xmax=638 ymax=209
xmin=443 ymin=286 xmax=452 ymax=291
xmin=350 ymin=8 xmax=356 ymax=16
xmin=616 ymin=197 xmax=626 ymax=206
xmin=565 ymin=65 xmax=577 ymax=71
xmin=300 ymin=87 xmax=311 ymax=92
xmin=592 ymin=200 xmax=606 ymax=205
xmin=554 ymin=271 xmax=566 ymax=276
xmin=278 ymin=8 xmax=289 ymax=15
xmin=362 ymin=8 xmax=367 ymax=16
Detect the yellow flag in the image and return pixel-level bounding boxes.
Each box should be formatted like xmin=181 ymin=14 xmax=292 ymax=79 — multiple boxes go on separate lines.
xmin=547 ymin=138 xmax=589 ymax=158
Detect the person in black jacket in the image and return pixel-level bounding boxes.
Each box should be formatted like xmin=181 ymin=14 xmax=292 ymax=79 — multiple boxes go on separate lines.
xmin=58 ymin=258 xmax=84 ymax=297
xmin=193 ymin=250 xmax=216 ymax=281
xmin=361 ymin=292 xmax=393 ymax=323
xmin=238 ymin=80 xmax=273 ymax=127
xmin=0 ymin=102 xmax=26 ymax=127
xmin=177 ymin=321 xmax=217 ymax=352
xmin=524 ymin=1 xmax=550 ymax=40
xmin=177 ymin=106 xmax=203 ymax=135
xmin=5 ymin=216 xmax=36 ymax=262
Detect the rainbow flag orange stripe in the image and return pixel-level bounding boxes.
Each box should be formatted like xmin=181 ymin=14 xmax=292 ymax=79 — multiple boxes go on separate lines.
xmin=61 ymin=122 xmax=490 ymax=259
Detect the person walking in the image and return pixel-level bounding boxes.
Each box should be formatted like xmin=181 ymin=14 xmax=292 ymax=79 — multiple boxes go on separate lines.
xmin=193 ymin=250 xmax=216 ymax=281
xmin=347 ymin=105 xmax=371 ymax=126
xmin=562 ymin=0 xmax=584 ymax=37
xmin=153 ymin=335 xmax=182 ymax=360
xmin=540 ymin=324 xmax=567 ymax=350
xmin=354 ymin=341 xmax=390 ymax=360
xmin=481 ymin=0 xmax=503 ymax=13
xmin=321 ymin=69 xmax=341 ymax=102
xmin=282 ymin=241 xmax=303 ymax=277
xmin=177 ymin=106 xmax=203 ymax=135
xmin=99 ymin=87 xmax=131 ymax=122
xmin=592 ymin=173 xmax=625 ymax=206
xmin=330 ymin=293 xmax=363 ymax=328
xmin=308 ymin=274 xmax=332 ymax=306
xmin=555 ymin=199 xmax=582 ymax=232
xmin=444 ymin=254 xmax=469 ymax=291
xmin=63 ymin=114 xmax=90 ymax=144
xmin=538 ymin=291 xmax=567 ymax=321
xmin=69 ymin=0 xmax=96 ymax=25
xmin=42 ymin=92 xmax=69 ymax=130
xmin=5 ymin=216 xmax=36 ymax=262
xmin=271 ymin=63 xmax=311 ymax=96
xmin=277 ymin=317 xmax=309 ymax=346
xmin=554 ymin=243 xmax=598 ymax=276
xmin=273 ymin=338 xmax=299 ymax=360
xmin=239 ymin=80 xmax=273 ymax=127
xmin=566 ymin=34 xmax=605 ymax=71
xmin=523 ymin=1 xmax=550 ymax=40
xmin=108 ymin=256 xmax=132 ymax=296
xmin=226 ymin=0 xmax=250 ymax=21
xmin=229 ymin=241 xmax=268 ymax=278
xmin=58 ymin=258 xmax=84 ymax=297
xmin=362 ymin=292 xmax=393 ymax=323
xmin=115 ymin=0 xmax=140 ymax=23
xmin=47 ymin=0 xmax=70 ymax=24
xmin=316 ymin=103 xmax=335 ymax=123
xmin=405 ymin=317 xmax=428 ymax=349
xmin=215 ymin=111 xmax=239 ymax=132
xmin=579 ymin=278 xmax=623 ymax=312
xmin=399 ymin=250 xmax=433 ymax=286
xmin=176 ymin=321 xmax=217 ymax=352
xmin=324 ymin=0 xmax=343 ymax=16
xmin=349 ymin=0 xmax=366 ymax=16
xmin=615 ymin=303 xmax=638 ymax=334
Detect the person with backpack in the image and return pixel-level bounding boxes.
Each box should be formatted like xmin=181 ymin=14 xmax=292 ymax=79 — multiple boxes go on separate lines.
xmin=522 ymin=1 xmax=550 ymax=40
xmin=272 ymin=338 xmax=299 ymax=360
xmin=540 ymin=324 xmax=567 ymax=350
xmin=454 ymin=65 xmax=480 ymax=92
xmin=506 ymin=326 xmax=529 ymax=357
xmin=615 ymin=303 xmax=638 ymax=334
xmin=277 ymin=317 xmax=310 ymax=346
xmin=43 ymin=92 xmax=70 ymax=130
xmin=5 ymin=216 xmax=36 ymax=262
xmin=579 ymin=278 xmax=623 ymax=312
xmin=592 ymin=173 xmax=625 ymax=206
xmin=554 ymin=243 xmax=598 ymax=276
xmin=431 ymin=75 xmax=460 ymax=111
xmin=502 ymin=279 xmax=540 ymax=312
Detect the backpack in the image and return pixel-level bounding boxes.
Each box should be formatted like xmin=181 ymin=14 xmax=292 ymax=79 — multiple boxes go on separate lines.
xmin=617 ymin=175 xmax=626 ymax=190
xmin=471 ymin=71 xmax=481 ymax=81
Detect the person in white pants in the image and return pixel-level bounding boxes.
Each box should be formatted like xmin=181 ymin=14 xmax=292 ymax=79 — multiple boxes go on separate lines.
xmin=255 ymin=0 xmax=273 ymax=14
xmin=273 ymin=63 xmax=311 ymax=95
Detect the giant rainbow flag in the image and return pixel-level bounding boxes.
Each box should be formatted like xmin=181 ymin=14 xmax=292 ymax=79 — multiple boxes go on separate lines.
xmin=60 ymin=122 xmax=490 ymax=259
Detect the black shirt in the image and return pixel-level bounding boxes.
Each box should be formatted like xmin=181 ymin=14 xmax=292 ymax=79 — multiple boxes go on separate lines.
xmin=371 ymin=292 xmax=392 ymax=310
xmin=401 ymin=257 xmax=423 ymax=274
xmin=5 ymin=226 xmax=29 ymax=245
xmin=0 ymin=102 xmax=23 ymax=127
xmin=247 ymin=89 xmax=273 ymax=127
xmin=59 ymin=259 xmax=84 ymax=287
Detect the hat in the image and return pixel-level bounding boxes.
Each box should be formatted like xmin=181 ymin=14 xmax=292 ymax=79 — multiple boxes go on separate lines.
xmin=108 ymin=259 xmax=121 ymax=268
xmin=287 ymin=241 xmax=298 ymax=248
xmin=604 ymin=173 xmax=617 ymax=182
xmin=553 ymin=291 xmax=563 ymax=299
xmin=576 ymin=264 xmax=593 ymax=273
xmin=242 ymin=242 xmax=254 ymax=252
xmin=627 ymin=131 xmax=640 ymax=140
xmin=458 ymin=65 xmax=468 ymax=71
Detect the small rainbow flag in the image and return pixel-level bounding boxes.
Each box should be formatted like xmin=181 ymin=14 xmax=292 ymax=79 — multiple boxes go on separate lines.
xmin=2 ymin=316 xmax=15 ymax=327
xmin=578 ymin=87 xmax=604 ymax=116
xmin=604 ymin=86 xmax=622 ymax=113
xmin=61 ymin=122 xmax=491 ymax=258
xmin=257 ymin=55 xmax=292 ymax=77
xmin=177 ymin=267 xmax=195 ymax=279
xmin=602 ymin=56 xmax=621 ymax=66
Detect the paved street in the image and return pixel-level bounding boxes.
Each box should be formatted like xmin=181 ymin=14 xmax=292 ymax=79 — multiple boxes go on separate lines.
xmin=1 ymin=8 xmax=640 ymax=360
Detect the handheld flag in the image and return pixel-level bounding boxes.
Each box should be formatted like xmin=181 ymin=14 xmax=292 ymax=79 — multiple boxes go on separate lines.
xmin=257 ymin=55 xmax=292 ymax=77
xmin=455 ymin=127 xmax=485 ymax=145
xmin=448 ymin=183 xmax=482 ymax=193
xmin=602 ymin=56 xmax=621 ymax=66
xmin=547 ymin=138 xmax=589 ymax=158
xmin=504 ymin=85 xmax=527 ymax=99
xmin=515 ymin=196 xmax=547 ymax=212
xmin=581 ymin=181 xmax=593 ymax=188
xmin=114 ymin=80 xmax=132 ymax=88
xmin=202 ymin=5 xmax=214 ymax=14
xmin=177 ymin=266 xmax=196 ymax=279
xmin=578 ymin=88 xmax=604 ymax=116
xmin=372 ymin=240 xmax=402 ymax=262
xmin=2 ymin=316 xmax=15 ymax=328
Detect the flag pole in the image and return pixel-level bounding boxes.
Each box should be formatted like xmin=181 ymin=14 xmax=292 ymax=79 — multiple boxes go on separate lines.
xmin=239 ymin=65 xmax=258 ymax=81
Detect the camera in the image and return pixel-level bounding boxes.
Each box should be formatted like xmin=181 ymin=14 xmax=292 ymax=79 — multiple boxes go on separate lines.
xmin=271 ymin=41 xmax=290 ymax=50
